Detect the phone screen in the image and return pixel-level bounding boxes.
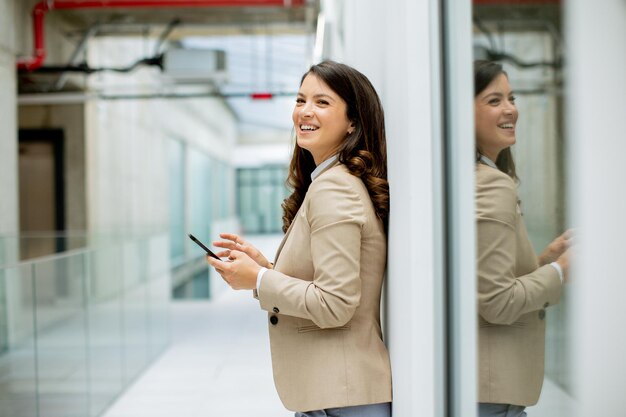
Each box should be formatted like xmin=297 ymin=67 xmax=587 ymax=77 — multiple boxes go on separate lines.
xmin=188 ymin=234 xmax=220 ymax=260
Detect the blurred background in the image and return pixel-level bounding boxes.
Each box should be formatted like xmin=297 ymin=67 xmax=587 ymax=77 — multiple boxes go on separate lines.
xmin=0 ymin=0 xmax=624 ymax=416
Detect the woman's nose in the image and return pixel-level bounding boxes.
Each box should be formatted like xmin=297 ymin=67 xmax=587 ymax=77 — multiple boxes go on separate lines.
xmin=503 ymin=103 xmax=515 ymax=115
xmin=300 ymin=103 xmax=313 ymax=117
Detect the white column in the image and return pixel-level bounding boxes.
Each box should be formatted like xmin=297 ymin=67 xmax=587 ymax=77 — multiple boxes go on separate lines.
xmin=567 ymin=0 xmax=626 ymax=415
xmin=441 ymin=0 xmax=477 ymax=415
xmin=323 ymin=1 xmax=446 ymax=415
xmin=382 ymin=3 xmax=440 ymax=415
xmin=0 ymin=0 xmax=18 ymax=237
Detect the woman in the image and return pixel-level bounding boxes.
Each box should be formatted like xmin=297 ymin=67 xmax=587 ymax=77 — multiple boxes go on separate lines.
xmin=207 ymin=61 xmax=392 ymax=416
xmin=474 ymin=59 xmax=571 ymax=417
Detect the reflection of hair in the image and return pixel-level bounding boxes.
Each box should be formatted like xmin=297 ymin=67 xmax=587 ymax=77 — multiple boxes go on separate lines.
xmin=282 ymin=60 xmax=389 ymax=233
xmin=474 ymin=60 xmax=518 ymax=181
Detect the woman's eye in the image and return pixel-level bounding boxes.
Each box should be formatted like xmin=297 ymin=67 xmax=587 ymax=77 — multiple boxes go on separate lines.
xmin=317 ymin=100 xmax=329 ymax=105
xmin=489 ymin=99 xmax=500 ymax=105
xmin=295 ymin=98 xmax=305 ymax=104
xmin=509 ymin=96 xmax=517 ymax=104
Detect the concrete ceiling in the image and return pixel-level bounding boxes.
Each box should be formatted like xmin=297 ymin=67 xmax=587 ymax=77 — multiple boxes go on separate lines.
xmin=17 ymin=1 xmax=319 ymax=137
xmin=57 ymin=4 xmax=317 ymax=37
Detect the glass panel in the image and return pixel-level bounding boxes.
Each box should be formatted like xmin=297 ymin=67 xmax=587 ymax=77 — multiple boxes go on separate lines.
xmin=0 ymin=233 xmax=170 ymax=417
xmin=146 ymin=235 xmax=170 ymax=357
xmin=34 ymin=256 xmax=88 ymax=417
xmin=211 ymin=158 xmax=223 ymax=221
xmin=236 ymin=166 xmax=289 ymax=234
xmin=0 ymin=264 xmax=37 ymax=417
xmin=121 ymin=241 xmax=148 ymax=384
xmin=169 ymin=139 xmax=186 ymax=265
xmin=188 ymin=148 xmax=213 ymax=246
xmin=86 ymin=247 xmax=123 ymax=417
xmin=472 ymin=2 xmax=570 ymax=415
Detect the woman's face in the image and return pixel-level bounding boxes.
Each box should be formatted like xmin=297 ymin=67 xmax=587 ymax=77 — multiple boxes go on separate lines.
xmin=293 ymin=73 xmax=354 ymax=165
xmin=474 ymin=73 xmax=518 ymax=161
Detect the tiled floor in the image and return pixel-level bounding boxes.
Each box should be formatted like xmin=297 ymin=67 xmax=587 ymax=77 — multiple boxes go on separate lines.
xmin=101 ymin=294 xmax=292 ymax=417
xmin=102 ymin=234 xmax=292 ymax=417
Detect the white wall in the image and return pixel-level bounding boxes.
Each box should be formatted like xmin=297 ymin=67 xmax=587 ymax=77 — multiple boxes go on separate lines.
xmin=233 ymin=143 xmax=291 ymax=168
xmin=85 ymin=37 xmax=238 ymax=233
xmin=322 ymin=1 xmax=444 ymax=415
xmin=567 ymin=0 xmax=626 ymax=414
xmin=0 ymin=0 xmax=18 ymax=237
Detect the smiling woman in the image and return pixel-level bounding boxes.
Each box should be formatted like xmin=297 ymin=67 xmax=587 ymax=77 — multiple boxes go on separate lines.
xmin=474 ymin=72 xmax=518 ymax=163
xmin=206 ymin=60 xmax=392 ymax=417
xmin=292 ymin=74 xmax=354 ymax=165
xmin=473 ymin=60 xmax=573 ymax=417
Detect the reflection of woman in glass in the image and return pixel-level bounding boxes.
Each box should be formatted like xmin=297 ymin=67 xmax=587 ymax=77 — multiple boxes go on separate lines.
xmin=474 ymin=60 xmax=571 ymax=417
xmin=207 ymin=61 xmax=392 ymax=416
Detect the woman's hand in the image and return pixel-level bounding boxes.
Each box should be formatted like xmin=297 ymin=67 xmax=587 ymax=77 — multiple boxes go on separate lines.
xmin=538 ymin=229 xmax=574 ymax=266
xmin=207 ymin=250 xmax=261 ymax=290
xmin=213 ymin=233 xmax=273 ymax=269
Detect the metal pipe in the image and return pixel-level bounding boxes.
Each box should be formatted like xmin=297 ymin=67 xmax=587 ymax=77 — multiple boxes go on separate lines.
xmin=17 ymin=0 xmax=305 ymax=71
xmin=18 ymin=90 xmax=297 ymax=105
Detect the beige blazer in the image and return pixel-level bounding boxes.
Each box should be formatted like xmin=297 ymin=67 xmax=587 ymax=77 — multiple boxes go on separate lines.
xmin=476 ymin=163 xmax=562 ymax=406
xmin=256 ymin=162 xmax=392 ymax=412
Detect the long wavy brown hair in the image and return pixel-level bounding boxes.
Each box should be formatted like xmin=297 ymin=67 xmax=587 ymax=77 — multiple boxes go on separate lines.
xmin=474 ymin=60 xmax=518 ymax=181
xmin=281 ymin=60 xmax=389 ymax=233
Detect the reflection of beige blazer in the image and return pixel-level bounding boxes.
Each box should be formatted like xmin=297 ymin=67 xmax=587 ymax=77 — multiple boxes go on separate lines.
xmin=256 ymin=162 xmax=392 ymax=412
xmin=476 ymin=163 xmax=562 ymax=406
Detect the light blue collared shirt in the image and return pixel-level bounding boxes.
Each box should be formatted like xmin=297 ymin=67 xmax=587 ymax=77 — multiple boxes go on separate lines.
xmin=479 ymin=154 xmax=498 ymax=169
xmin=311 ymin=154 xmax=339 ymax=181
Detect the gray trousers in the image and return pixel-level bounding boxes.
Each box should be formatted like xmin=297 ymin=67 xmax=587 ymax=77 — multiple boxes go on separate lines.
xmin=479 ymin=403 xmax=527 ymax=417
xmin=295 ymin=402 xmax=391 ymax=417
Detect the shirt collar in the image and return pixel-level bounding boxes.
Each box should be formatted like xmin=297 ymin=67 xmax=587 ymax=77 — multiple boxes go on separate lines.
xmin=311 ymin=154 xmax=339 ymax=181
xmin=479 ymin=154 xmax=498 ymax=169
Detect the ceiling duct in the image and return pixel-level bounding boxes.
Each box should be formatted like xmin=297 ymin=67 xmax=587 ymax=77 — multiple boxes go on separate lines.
xmin=162 ymin=48 xmax=227 ymax=84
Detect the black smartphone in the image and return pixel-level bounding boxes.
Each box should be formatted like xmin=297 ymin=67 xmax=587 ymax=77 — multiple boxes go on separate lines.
xmin=188 ymin=233 xmax=220 ymax=260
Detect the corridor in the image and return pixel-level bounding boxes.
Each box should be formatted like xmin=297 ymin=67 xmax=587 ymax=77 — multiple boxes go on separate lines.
xmin=102 ymin=235 xmax=291 ymax=417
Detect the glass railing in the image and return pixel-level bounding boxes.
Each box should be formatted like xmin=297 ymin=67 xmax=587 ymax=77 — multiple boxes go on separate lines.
xmin=0 ymin=233 xmax=170 ymax=417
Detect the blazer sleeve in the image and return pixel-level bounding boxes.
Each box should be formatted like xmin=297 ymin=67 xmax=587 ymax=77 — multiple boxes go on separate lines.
xmin=258 ymin=172 xmax=365 ymax=328
xmin=476 ymin=169 xmax=562 ymax=325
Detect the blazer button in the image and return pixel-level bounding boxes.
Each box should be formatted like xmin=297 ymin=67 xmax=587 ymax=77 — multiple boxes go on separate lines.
xmin=538 ymin=310 xmax=546 ymax=320
xmin=273 ymin=307 xmax=280 ymax=314
xmin=270 ymin=315 xmax=278 ymax=325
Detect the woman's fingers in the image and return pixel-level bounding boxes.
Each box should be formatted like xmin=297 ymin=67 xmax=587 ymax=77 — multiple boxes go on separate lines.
xmin=213 ymin=240 xmax=238 ymax=250
xmin=207 ymin=256 xmax=229 ymax=270
xmin=219 ymin=233 xmax=245 ymax=244
xmin=207 ymin=256 xmax=233 ymax=284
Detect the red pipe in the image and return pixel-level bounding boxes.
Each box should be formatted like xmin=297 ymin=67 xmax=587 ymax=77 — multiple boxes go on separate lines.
xmin=17 ymin=0 xmax=305 ymax=71
xmin=250 ymin=92 xmax=273 ymax=100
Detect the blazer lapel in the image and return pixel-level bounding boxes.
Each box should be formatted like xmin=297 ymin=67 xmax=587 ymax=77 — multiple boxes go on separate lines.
xmin=274 ymin=160 xmax=341 ymax=264
xmin=273 ymin=212 xmax=297 ymax=264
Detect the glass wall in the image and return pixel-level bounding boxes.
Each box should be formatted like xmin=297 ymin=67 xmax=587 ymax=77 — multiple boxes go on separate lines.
xmin=169 ymin=139 xmax=185 ymax=265
xmin=170 ymin=142 xmax=233 ymax=299
xmin=471 ymin=1 xmax=571 ymax=415
xmin=188 ymin=148 xmax=213 ymax=248
xmin=237 ymin=166 xmax=289 ymax=234
xmin=0 ymin=233 xmax=169 ymax=417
